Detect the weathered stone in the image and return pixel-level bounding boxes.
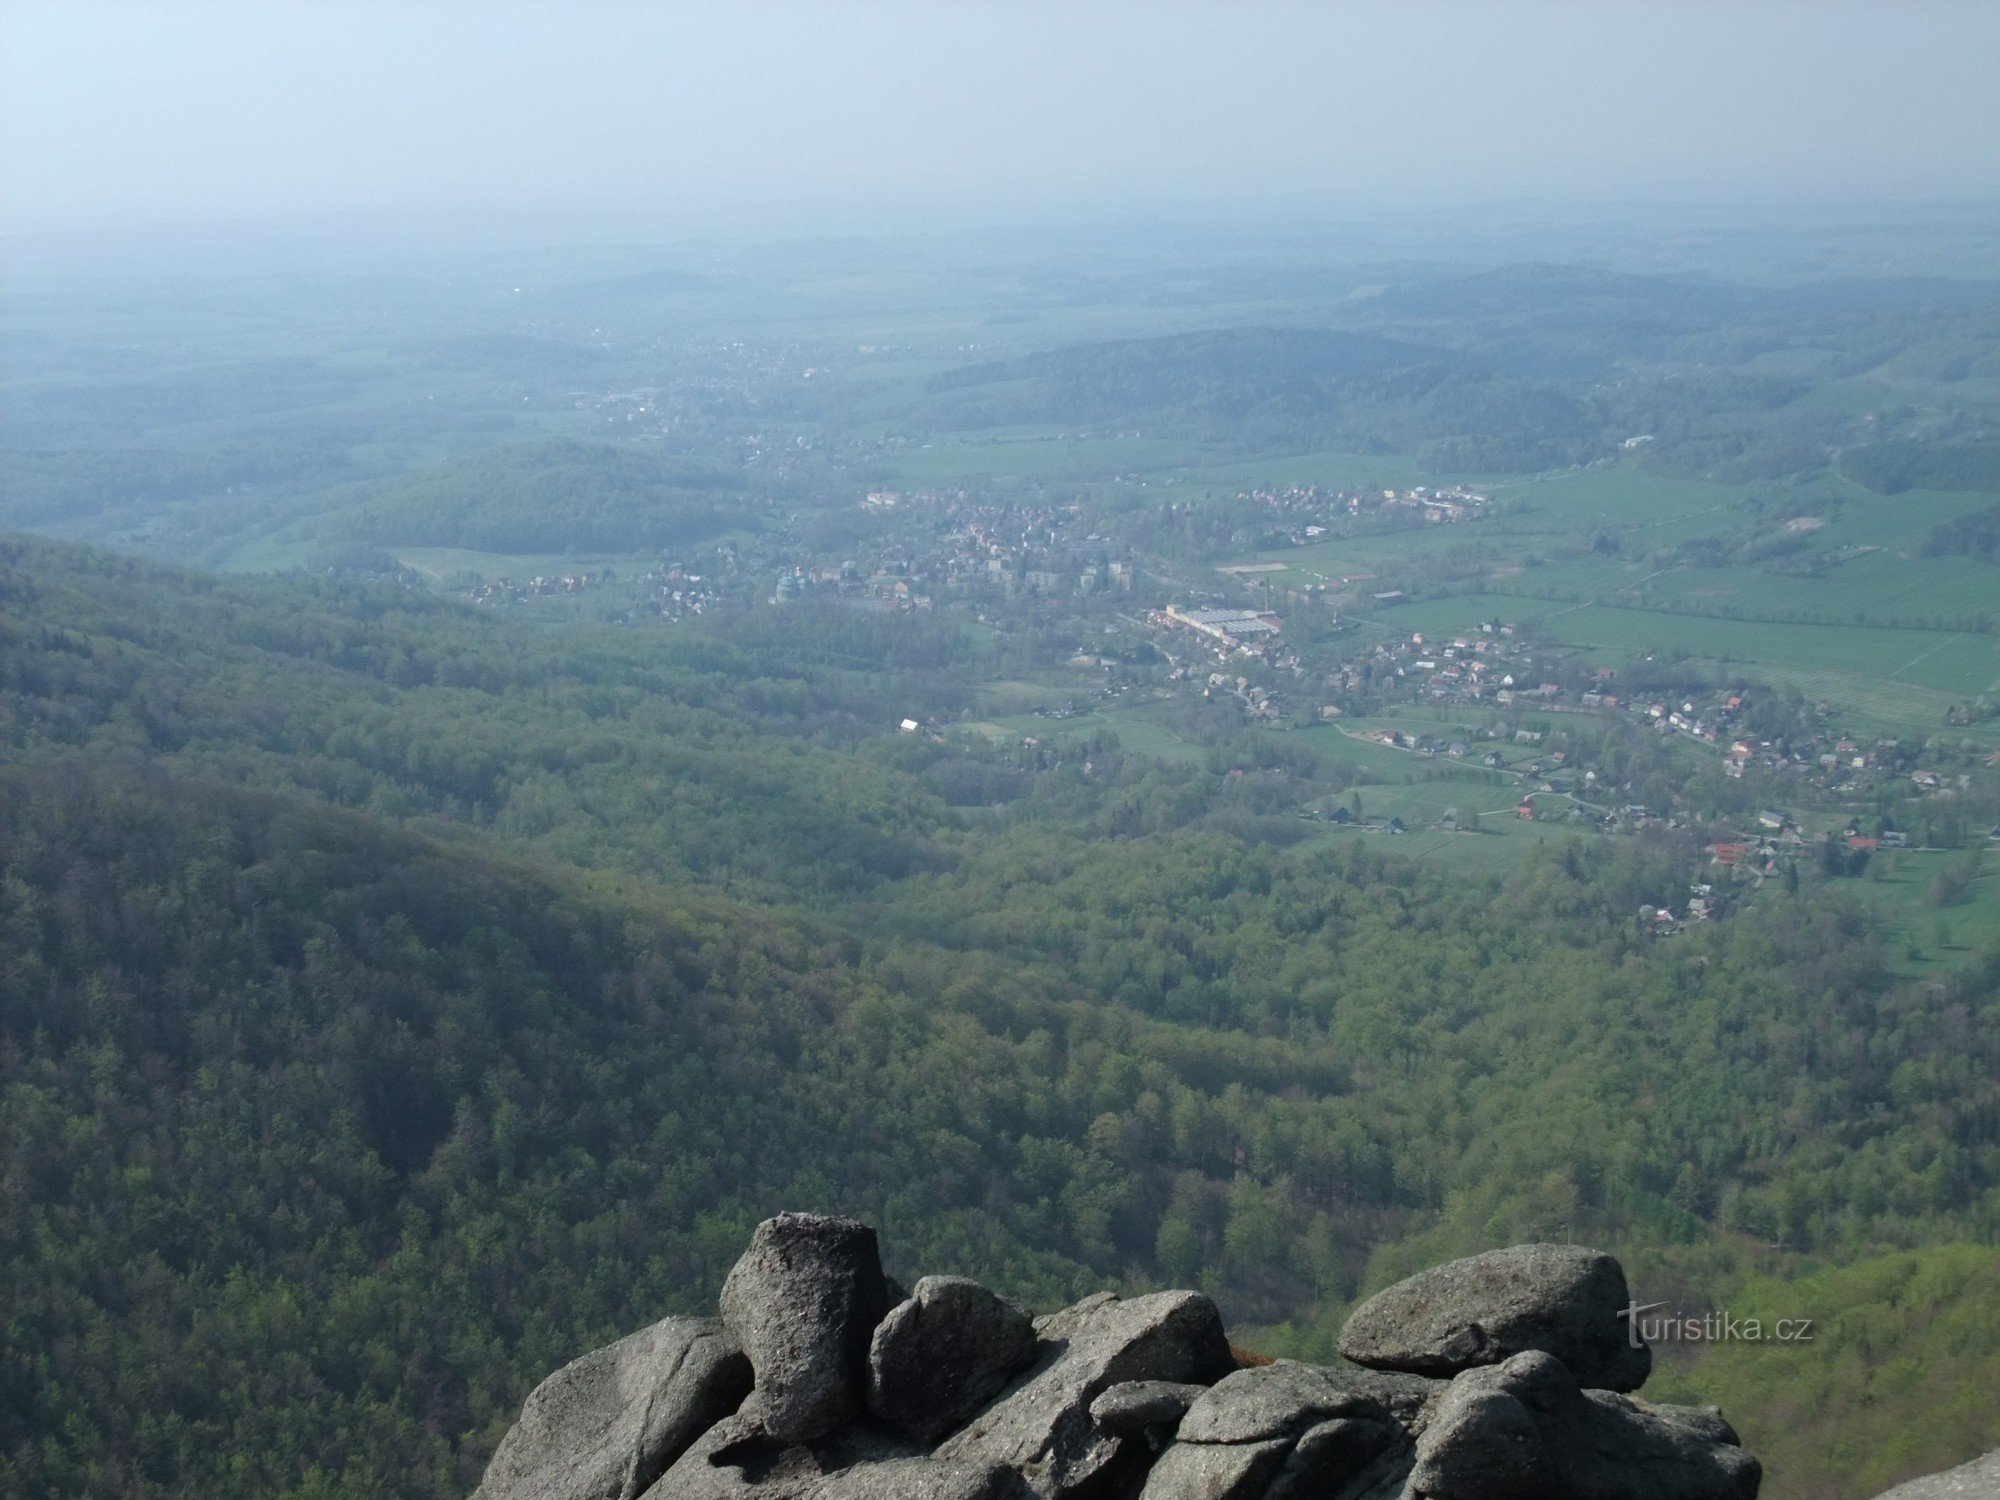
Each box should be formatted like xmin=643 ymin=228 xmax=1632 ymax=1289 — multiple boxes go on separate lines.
xmin=1409 ymin=1350 xmax=1761 ymax=1500
xmin=719 ymin=1213 xmax=891 ymax=1444
xmin=1032 ymin=1292 xmax=1117 ymax=1336
xmin=1137 ymin=1437 xmax=1290 ymax=1499
xmin=1140 ymin=1363 xmax=1412 ymax=1500
xmin=1262 ymin=1415 xmax=1398 ymax=1499
xmin=475 ymin=1317 xmax=751 ymax=1500
xmin=1087 ymin=1381 xmax=1206 ymax=1441
xmin=1338 ymin=1243 xmax=1652 ymax=1391
xmin=1174 ymin=1362 xmax=1393 ymax=1445
xmin=1315 ymin=1367 xmax=1446 ymax=1433
xmin=643 ymin=1409 xmax=1025 ymax=1500
xmin=1296 ymin=1456 xmax=1424 ymax=1500
xmin=1410 ymin=1385 xmax=1543 ymax=1500
xmin=492 ymin=1218 xmax=1762 ymax=1500
xmin=936 ymin=1289 xmax=1233 ymax=1498
xmin=1872 ymin=1449 xmax=2000 ymax=1499
xmin=868 ymin=1275 xmax=1039 ymax=1445
xmin=809 ymin=1458 xmax=1028 ymax=1500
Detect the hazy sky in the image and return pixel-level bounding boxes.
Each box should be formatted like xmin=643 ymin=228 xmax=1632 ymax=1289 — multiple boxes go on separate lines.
xmin=5 ymin=0 xmax=1998 ymax=234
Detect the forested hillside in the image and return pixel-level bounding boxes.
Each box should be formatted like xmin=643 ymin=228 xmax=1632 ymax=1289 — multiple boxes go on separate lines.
xmin=4 ymin=536 xmax=1999 ymax=1498
xmin=320 ymin=439 xmax=759 ymax=554
xmin=1846 ymin=441 xmax=2000 ymax=498
xmin=910 ymin=267 xmax=2000 ymax=480
xmin=919 ymin=328 xmax=1599 ymax=470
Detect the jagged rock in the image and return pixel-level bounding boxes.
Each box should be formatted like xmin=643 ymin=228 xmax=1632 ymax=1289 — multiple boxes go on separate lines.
xmin=1409 ymin=1350 xmax=1760 ymax=1500
xmin=1872 ymin=1449 xmax=2000 ymax=1498
xmin=868 ymin=1275 xmax=1039 ymax=1445
xmin=935 ymin=1289 xmax=1233 ymax=1498
xmin=1339 ymin=1243 xmax=1652 ymax=1392
xmin=474 ymin=1317 xmax=752 ymax=1500
xmin=719 ymin=1213 xmax=891 ymax=1444
xmin=1088 ymin=1381 xmax=1206 ymax=1442
xmin=1139 ymin=1362 xmax=1413 ymax=1500
xmin=643 ymin=1408 xmax=1026 ymax=1499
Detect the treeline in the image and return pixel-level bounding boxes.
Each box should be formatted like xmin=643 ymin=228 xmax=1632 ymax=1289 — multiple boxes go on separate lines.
xmin=0 ymin=443 xmax=354 ymax=530
xmin=322 ymin=439 xmax=758 ymax=553
xmin=912 ymin=319 xmax=1928 ymax=482
xmin=1922 ymin=503 xmax=2000 ymax=561
xmin=918 ymin=328 xmax=1602 ymax=472
xmin=1845 ymin=441 xmax=2000 ymax=496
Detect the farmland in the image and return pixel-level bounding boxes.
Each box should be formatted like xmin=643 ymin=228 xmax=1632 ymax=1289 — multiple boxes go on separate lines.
xmin=1188 ymin=452 xmax=1998 ymax=747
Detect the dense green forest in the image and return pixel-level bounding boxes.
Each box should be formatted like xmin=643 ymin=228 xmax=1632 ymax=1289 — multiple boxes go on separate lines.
xmin=908 ymin=267 xmax=2000 ymax=480
xmin=1845 ymin=442 xmax=2000 ymax=497
xmin=4 ymin=536 xmax=1999 ymax=1497
xmin=1922 ymin=501 xmax=2000 ymax=560
xmin=919 ymin=328 xmax=1601 ymax=470
xmin=321 ymin=440 xmax=759 ymax=554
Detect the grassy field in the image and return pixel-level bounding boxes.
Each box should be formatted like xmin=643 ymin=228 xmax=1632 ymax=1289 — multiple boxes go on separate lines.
xmin=1493 ymin=465 xmax=1755 ymax=532
xmin=1181 ymin=449 xmax=1492 ymax=494
xmin=968 ymin=698 xmax=1209 ymax=765
xmin=1854 ymin=849 xmax=2000 ymax=975
xmin=387 ymin=546 xmax=657 ymax=585
xmin=1299 ymin=792 xmax=1587 ymax=874
xmin=1354 ymin=592 xmax=1999 ymax=732
xmin=1616 ymin=555 xmax=2000 ymax=626
xmin=1285 ymin=719 xmax=1537 ymax=780
xmin=218 ymin=530 xmax=316 ymax=572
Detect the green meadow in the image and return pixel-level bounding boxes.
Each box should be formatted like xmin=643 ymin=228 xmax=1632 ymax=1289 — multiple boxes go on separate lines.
xmin=1859 ymin=849 xmax=2000 ymax=975
xmin=1182 ymin=448 xmax=1492 ymax=494
xmin=388 ymin=546 xmax=657 ymax=585
xmin=1348 ymin=591 xmax=1999 ymax=740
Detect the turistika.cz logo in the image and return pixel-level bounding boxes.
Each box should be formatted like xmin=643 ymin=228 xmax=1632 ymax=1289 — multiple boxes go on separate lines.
xmin=1620 ymin=1301 xmax=1815 ymax=1347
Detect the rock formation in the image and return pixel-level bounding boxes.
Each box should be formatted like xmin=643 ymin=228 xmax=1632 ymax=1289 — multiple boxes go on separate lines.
xmin=473 ymin=1215 xmax=1763 ymax=1500
xmin=1338 ymin=1243 xmax=1652 ymax=1392
xmin=1870 ymin=1448 xmax=2000 ymax=1498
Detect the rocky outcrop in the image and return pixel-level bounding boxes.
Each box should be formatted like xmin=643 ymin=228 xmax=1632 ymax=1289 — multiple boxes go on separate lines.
xmin=1410 ymin=1350 xmax=1759 ymax=1500
xmin=869 ymin=1275 xmax=1040 ymax=1444
xmin=932 ymin=1288 xmax=1233 ymax=1497
xmin=644 ymin=1409 xmax=1024 ymax=1499
xmin=474 ymin=1217 xmax=1763 ymax=1500
xmin=473 ymin=1317 xmax=752 ymax=1500
xmin=1871 ymin=1448 xmax=2000 ymax=1498
xmin=1339 ymin=1243 xmax=1652 ymax=1392
xmin=1087 ymin=1382 xmax=1206 ymax=1445
xmin=1138 ymin=1362 xmax=1423 ymax=1500
xmin=718 ymin=1213 xmax=892 ymax=1444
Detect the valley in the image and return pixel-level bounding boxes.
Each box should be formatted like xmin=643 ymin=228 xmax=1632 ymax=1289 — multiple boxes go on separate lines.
xmin=3 ymin=212 xmax=1998 ymax=1499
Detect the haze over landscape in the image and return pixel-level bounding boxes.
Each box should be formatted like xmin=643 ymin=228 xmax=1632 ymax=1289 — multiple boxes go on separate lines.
xmin=3 ymin=5 xmax=1999 ymax=1500
xmin=8 ymin=0 xmax=2000 ymax=234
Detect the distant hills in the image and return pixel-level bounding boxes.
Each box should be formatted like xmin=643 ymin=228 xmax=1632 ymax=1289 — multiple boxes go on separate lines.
xmin=913 ymin=262 xmax=2000 ymax=479
xmin=920 ymin=327 xmax=1594 ymax=471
